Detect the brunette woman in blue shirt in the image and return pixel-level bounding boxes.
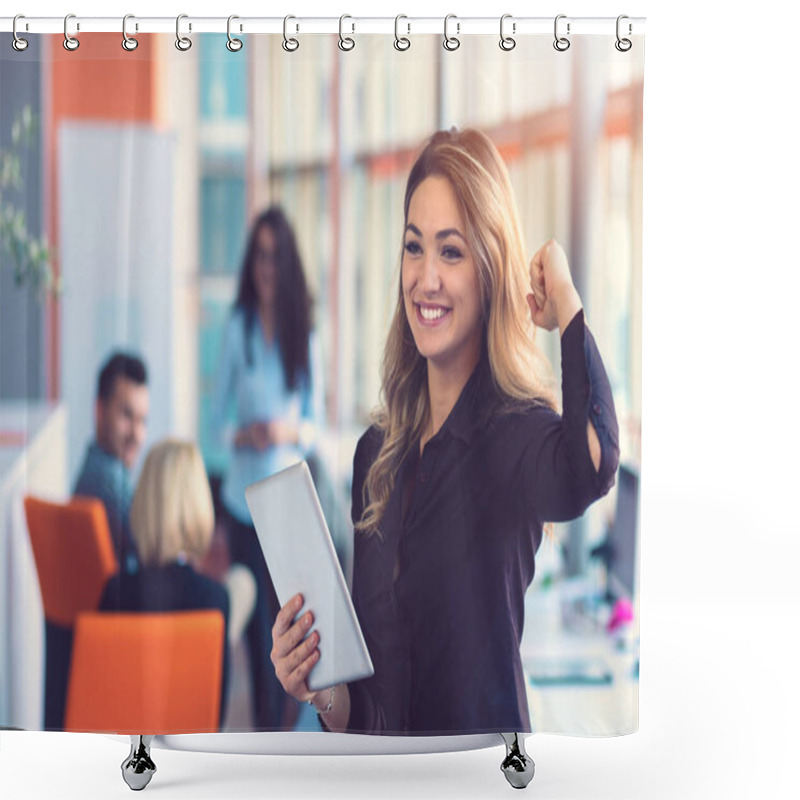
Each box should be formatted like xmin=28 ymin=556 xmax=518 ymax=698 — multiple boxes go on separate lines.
xmin=272 ymin=129 xmax=618 ymax=735
xmin=211 ymin=206 xmax=323 ymax=730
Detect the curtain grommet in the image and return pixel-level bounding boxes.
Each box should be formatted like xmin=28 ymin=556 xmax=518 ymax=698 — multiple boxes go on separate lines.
xmin=394 ymin=15 xmax=411 ymax=51
xmin=443 ymin=14 xmax=460 ymax=52
xmin=226 ymin=15 xmax=243 ymax=52
xmin=122 ymin=14 xmax=139 ymax=51
xmin=553 ymin=14 xmax=570 ymax=52
xmin=175 ymin=14 xmax=192 ymax=52
xmin=499 ymin=14 xmax=516 ymax=51
xmin=615 ymin=15 xmax=633 ymax=52
xmin=63 ymin=13 xmax=80 ymax=51
xmin=283 ymin=15 xmax=299 ymax=52
xmin=339 ymin=15 xmax=355 ymax=51
xmin=12 ymin=15 xmax=29 ymax=52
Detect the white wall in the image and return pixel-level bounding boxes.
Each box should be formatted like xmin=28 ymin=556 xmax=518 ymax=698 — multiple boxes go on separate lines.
xmin=59 ymin=123 xmax=175 ymax=485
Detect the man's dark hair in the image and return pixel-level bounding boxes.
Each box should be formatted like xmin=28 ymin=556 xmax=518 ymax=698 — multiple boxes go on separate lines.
xmin=96 ymin=352 xmax=148 ymax=402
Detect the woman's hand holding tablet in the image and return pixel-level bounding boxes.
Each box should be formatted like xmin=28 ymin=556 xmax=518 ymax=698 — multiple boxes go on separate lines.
xmin=271 ymin=593 xmax=319 ymax=703
xmin=271 ymin=593 xmax=352 ymax=730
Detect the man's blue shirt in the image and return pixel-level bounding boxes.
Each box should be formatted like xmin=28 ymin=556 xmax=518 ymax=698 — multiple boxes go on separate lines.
xmin=73 ymin=442 xmax=139 ymax=573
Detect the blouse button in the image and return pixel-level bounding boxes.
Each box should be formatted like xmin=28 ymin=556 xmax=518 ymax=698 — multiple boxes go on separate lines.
xmin=592 ymin=403 xmax=601 ymax=416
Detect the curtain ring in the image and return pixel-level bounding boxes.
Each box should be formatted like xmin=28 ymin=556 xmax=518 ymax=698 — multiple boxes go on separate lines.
xmin=175 ymin=14 xmax=192 ymax=51
xmin=227 ymin=15 xmax=243 ymax=52
xmin=615 ymin=15 xmax=632 ymax=52
xmin=394 ymin=15 xmax=411 ymax=51
xmin=443 ymin=14 xmax=460 ymax=51
xmin=12 ymin=15 xmax=29 ymax=52
xmin=122 ymin=14 xmax=139 ymax=51
xmin=339 ymin=15 xmax=355 ymax=51
xmin=63 ymin=13 xmax=80 ymax=51
xmin=499 ymin=14 xmax=516 ymax=51
xmin=283 ymin=15 xmax=299 ymax=52
xmin=553 ymin=14 xmax=570 ymax=52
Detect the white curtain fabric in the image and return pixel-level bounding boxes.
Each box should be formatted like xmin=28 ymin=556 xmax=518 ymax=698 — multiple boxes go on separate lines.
xmin=1 ymin=30 xmax=642 ymax=738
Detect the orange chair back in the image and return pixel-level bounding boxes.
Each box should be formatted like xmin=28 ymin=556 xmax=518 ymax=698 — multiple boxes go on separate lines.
xmin=64 ymin=611 xmax=224 ymax=734
xmin=24 ymin=496 xmax=119 ymax=628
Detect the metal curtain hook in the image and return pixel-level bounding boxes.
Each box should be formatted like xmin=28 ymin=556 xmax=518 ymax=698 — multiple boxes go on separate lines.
xmin=615 ymin=15 xmax=632 ymax=52
xmin=339 ymin=14 xmax=355 ymax=51
xmin=499 ymin=14 xmax=516 ymax=51
xmin=394 ymin=14 xmax=411 ymax=51
xmin=553 ymin=14 xmax=570 ymax=52
xmin=63 ymin=13 xmax=80 ymax=51
xmin=227 ymin=15 xmax=243 ymax=51
xmin=443 ymin=14 xmax=460 ymax=51
xmin=283 ymin=15 xmax=299 ymax=52
xmin=12 ymin=15 xmax=29 ymax=52
xmin=175 ymin=14 xmax=192 ymax=51
xmin=122 ymin=14 xmax=139 ymax=51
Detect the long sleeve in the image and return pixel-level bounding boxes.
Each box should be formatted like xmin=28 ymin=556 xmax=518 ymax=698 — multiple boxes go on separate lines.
xmin=209 ymin=313 xmax=241 ymax=452
xmin=521 ymin=309 xmax=620 ymax=522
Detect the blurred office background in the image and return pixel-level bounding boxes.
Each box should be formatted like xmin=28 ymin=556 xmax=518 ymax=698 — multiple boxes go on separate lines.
xmin=1 ymin=32 xmax=643 ymax=732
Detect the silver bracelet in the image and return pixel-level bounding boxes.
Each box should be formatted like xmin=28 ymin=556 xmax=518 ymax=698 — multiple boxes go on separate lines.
xmin=310 ymin=685 xmax=335 ymax=716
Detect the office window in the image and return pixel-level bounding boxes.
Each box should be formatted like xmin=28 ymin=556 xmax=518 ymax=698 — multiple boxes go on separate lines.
xmin=199 ymin=34 xmax=248 ymax=122
xmin=200 ymin=173 xmax=247 ymax=275
xmin=197 ymin=35 xmax=249 ymax=471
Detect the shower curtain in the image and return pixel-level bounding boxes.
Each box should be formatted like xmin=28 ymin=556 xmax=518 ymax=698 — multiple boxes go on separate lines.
xmin=0 ymin=23 xmax=643 ymax=740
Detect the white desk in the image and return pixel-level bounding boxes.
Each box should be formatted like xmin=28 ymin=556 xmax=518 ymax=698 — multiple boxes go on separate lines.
xmin=521 ymin=581 xmax=639 ymax=736
xmin=0 ymin=402 xmax=68 ymax=729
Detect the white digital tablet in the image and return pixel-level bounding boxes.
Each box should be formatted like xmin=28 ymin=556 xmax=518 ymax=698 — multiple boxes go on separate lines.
xmin=244 ymin=461 xmax=374 ymax=691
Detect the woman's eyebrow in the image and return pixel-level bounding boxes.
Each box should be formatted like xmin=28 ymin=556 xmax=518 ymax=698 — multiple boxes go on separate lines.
xmin=435 ymin=228 xmax=466 ymax=242
xmin=404 ymin=223 xmax=466 ymax=242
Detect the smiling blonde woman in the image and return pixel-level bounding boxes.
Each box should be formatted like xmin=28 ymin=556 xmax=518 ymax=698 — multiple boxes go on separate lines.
xmin=272 ymin=127 xmax=620 ymax=737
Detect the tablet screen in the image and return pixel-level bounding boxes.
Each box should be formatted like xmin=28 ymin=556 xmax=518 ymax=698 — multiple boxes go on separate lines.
xmin=245 ymin=462 xmax=374 ymax=691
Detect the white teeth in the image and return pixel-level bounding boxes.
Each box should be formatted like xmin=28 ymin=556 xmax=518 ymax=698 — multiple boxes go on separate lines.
xmin=420 ymin=306 xmax=446 ymax=320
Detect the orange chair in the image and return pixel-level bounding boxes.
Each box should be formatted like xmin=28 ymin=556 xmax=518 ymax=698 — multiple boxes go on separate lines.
xmin=24 ymin=495 xmax=119 ymax=729
xmin=64 ymin=610 xmax=225 ymax=735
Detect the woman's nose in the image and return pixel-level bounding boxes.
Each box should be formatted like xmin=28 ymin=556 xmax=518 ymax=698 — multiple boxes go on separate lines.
xmin=419 ymin=252 xmax=441 ymax=293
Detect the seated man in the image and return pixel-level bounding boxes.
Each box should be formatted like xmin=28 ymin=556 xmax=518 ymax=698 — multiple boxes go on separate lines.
xmin=73 ymin=352 xmax=149 ymax=574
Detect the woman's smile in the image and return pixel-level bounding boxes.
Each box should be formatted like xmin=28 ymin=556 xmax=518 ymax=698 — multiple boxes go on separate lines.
xmin=415 ymin=302 xmax=452 ymax=325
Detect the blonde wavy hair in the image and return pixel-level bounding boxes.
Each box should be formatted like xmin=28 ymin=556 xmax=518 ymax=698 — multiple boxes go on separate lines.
xmin=357 ymin=128 xmax=557 ymax=535
xmin=130 ymin=439 xmax=215 ymax=566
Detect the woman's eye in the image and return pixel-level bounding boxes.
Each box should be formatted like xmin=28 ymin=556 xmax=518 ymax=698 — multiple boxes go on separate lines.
xmin=442 ymin=245 xmax=463 ymax=260
xmin=404 ymin=240 xmax=422 ymax=255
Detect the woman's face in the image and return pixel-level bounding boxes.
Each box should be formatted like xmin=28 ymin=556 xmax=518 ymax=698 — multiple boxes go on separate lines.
xmin=252 ymin=224 xmax=278 ymax=310
xmin=402 ymin=175 xmax=483 ymax=377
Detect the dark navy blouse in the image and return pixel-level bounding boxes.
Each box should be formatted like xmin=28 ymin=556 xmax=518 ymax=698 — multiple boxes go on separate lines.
xmin=346 ymin=310 xmax=619 ymax=736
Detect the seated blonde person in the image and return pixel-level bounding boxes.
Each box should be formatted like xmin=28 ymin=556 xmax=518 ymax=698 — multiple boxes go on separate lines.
xmin=99 ymin=439 xmax=255 ymax=729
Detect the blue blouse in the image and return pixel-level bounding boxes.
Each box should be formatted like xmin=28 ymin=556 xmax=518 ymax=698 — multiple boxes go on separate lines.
xmin=211 ymin=309 xmax=324 ymax=524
